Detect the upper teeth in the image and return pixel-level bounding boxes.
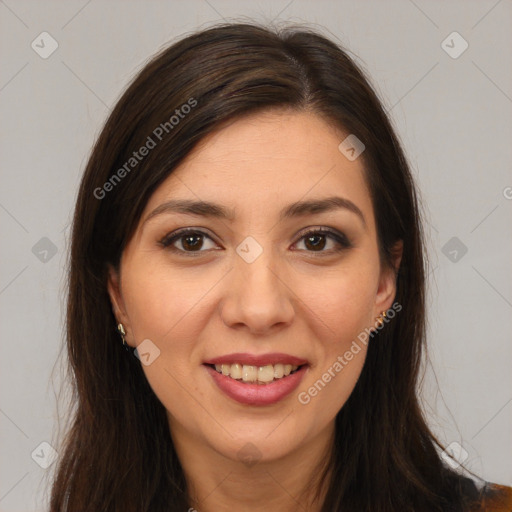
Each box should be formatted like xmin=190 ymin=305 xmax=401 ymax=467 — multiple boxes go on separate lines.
xmin=214 ymin=363 xmax=299 ymax=383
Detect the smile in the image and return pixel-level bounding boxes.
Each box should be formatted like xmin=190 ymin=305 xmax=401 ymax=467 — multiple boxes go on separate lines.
xmin=203 ymin=355 xmax=309 ymax=405
xmin=208 ymin=363 xmax=302 ymax=384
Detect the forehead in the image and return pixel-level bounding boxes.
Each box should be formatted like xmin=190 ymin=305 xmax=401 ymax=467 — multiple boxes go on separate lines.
xmin=141 ymin=110 xmax=374 ymax=223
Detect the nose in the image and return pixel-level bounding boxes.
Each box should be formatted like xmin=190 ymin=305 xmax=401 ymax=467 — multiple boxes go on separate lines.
xmin=219 ymin=247 xmax=295 ymax=335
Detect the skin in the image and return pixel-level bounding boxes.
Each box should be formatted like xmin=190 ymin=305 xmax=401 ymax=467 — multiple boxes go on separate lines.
xmin=108 ymin=109 xmax=402 ymax=512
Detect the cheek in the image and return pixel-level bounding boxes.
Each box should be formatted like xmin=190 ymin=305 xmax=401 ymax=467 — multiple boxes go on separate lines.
xmin=122 ymin=261 xmax=214 ymax=345
xmin=305 ymin=260 xmax=379 ymax=345
xmin=293 ymin=258 xmax=378 ymax=420
xmin=120 ymin=263 xmax=212 ymax=413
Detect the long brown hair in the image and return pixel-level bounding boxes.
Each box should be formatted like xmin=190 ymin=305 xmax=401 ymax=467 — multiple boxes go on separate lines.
xmin=49 ymin=21 xmax=487 ymax=511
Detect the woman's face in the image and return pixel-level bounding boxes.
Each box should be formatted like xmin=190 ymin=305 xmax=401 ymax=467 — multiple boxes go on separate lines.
xmin=108 ymin=109 xmax=400 ymax=465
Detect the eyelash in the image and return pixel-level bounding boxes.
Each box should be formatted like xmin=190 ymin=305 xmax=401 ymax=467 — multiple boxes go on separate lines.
xmin=158 ymin=227 xmax=352 ymax=257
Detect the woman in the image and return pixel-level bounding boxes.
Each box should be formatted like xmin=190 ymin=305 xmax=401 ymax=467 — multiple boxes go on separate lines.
xmin=49 ymin=22 xmax=511 ymax=511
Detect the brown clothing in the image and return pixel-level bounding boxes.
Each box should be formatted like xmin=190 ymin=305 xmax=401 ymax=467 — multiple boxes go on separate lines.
xmin=473 ymin=482 xmax=512 ymax=511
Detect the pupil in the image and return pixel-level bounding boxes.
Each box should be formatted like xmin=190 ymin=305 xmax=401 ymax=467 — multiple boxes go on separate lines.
xmin=306 ymin=234 xmax=325 ymax=251
xmin=184 ymin=234 xmax=202 ymax=250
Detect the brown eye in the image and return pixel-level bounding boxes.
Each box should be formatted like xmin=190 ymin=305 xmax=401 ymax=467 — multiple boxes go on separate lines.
xmin=160 ymin=229 xmax=217 ymax=254
xmin=303 ymin=233 xmax=328 ymax=251
xmin=180 ymin=233 xmax=204 ymax=251
xmin=294 ymin=228 xmax=351 ymax=254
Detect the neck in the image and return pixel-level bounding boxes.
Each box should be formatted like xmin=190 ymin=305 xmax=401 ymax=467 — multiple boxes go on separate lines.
xmin=169 ymin=419 xmax=335 ymax=512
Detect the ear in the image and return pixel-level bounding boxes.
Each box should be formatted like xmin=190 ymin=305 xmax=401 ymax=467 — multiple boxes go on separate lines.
xmin=373 ymin=239 xmax=403 ymax=316
xmin=107 ymin=264 xmax=133 ymax=346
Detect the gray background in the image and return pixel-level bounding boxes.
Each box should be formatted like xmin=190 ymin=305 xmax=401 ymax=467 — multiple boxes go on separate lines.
xmin=1 ymin=1 xmax=511 ymax=510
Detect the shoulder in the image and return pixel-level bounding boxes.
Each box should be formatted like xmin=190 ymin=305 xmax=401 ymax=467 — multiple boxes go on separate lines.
xmin=474 ymin=482 xmax=512 ymax=511
xmin=451 ymin=474 xmax=512 ymax=511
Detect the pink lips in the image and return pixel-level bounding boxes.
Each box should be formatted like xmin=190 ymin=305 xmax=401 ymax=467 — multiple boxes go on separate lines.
xmin=203 ymin=352 xmax=309 ymax=406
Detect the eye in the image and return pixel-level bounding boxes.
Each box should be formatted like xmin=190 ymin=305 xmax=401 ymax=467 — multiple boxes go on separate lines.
xmin=292 ymin=227 xmax=352 ymax=254
xmin=159 ymin=228 xmax=218 ymax=255
xmin=159 ymin=227 xmax=351 ymax=256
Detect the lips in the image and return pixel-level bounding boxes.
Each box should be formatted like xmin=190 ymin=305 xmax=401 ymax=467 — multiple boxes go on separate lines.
xmin=202 ymin=352 xmax=310 ymax=405
xmin=204 ymin=363 xmax=308 ymax=405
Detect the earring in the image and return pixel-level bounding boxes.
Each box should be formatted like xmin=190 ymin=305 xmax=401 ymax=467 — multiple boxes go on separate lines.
xmin=376 ymin=310 xmax=387 ymax=327
xmin=117 ymin=323 xmax=130 ymax=351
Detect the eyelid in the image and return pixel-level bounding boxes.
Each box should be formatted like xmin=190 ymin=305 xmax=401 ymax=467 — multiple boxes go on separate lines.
xmin=291 ymin=227 xmax=352 ymax=255
xmin=158 ymin=227 xmax=219 ymax=254
xmin=159 ymin=226 xmax=352 ymax=255
xmin=294 ymin=226 xmax=351 ymax=247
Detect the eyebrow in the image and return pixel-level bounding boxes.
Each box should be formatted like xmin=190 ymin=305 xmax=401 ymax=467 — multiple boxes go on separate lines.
xmin=143 ymin=196 xmax=366 ymax=228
